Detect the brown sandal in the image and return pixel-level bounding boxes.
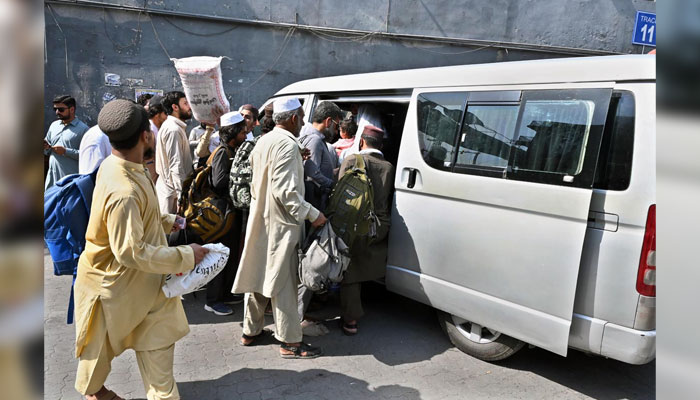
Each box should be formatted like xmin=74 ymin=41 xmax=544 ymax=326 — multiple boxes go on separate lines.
xmin=86 ymin=389 xmax=124 ymax=400
xmin=280 ymin=342 xmax=323 ymax=359
xmin=240 ymin=329 xmax=273 ymax=346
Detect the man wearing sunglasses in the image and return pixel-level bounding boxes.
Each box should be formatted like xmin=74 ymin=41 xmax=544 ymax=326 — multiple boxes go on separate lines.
xmin=44 ymin=95 xmax=89 ymax=190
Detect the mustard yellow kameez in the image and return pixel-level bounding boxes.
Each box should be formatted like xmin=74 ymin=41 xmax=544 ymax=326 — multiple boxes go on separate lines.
xmin=74 ymin=155 xmax=194 ymax=399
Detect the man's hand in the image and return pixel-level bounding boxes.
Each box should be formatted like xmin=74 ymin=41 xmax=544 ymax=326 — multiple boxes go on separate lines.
xmin=189 ymin=244 xmax=209 ymax=265
xmin=311 ymin=212 xmax=327 ymax=228
xmin=171 ymin=216 xmax=186 ymax=233
xmin=43 ymin=140 xmax=50 ymax=150
xmin=52 ymin=145 xmax=66 ymax=155
xmin=301 ymin=148 xmax=311 ymax=160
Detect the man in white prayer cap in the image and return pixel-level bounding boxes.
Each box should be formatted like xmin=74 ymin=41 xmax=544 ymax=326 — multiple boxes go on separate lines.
xmin=202 ymin=110 xmax=248 ymax=316
xmin=233 ymin=97 xmax=327 ymax=359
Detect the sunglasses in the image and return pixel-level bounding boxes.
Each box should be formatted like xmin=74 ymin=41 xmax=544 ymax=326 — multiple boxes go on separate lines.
xmin=53 ymin=107 xmax=67 ymax=112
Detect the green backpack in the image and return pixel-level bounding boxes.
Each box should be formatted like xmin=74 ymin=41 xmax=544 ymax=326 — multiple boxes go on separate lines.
xmin=325 ymin=154 xmax=378 ymax=248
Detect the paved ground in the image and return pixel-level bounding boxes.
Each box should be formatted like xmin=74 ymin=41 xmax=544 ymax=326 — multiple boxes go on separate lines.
xmin=45 ymin=250 xmax=654 ymax=399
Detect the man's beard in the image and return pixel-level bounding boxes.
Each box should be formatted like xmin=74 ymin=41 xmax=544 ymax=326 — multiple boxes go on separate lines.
xmin=182 ymin=109 xmax=193 ymax=120
xmin=143 ymin=146 xmax=155 ymax=160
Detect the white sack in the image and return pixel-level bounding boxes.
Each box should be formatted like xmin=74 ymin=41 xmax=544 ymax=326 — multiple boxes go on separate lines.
xmin=172 ymin=56 xmax=230 ymax=125
xmin=162 ymin=242 xmax=229 ymax=298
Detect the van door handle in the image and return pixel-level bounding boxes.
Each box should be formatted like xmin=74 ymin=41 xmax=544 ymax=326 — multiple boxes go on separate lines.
xmin=407 ymin=168 xmax=418 ymax=189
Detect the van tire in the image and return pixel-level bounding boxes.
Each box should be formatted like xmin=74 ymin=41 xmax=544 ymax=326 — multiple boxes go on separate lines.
xmin=437 ymin=311 xmax=525 ymax=362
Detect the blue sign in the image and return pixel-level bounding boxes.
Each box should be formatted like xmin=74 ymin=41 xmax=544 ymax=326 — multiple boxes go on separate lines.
xmin=632 ymin=11 xmax=656 ymax=47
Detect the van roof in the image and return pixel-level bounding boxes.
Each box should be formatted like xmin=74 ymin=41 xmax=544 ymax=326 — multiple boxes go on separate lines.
xmin=275 ymin=55 xmax=655 ymax=96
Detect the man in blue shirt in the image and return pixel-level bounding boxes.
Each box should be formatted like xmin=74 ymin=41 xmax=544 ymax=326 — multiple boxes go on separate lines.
xmin=298 ymin=101 xmax=343 ymax=211
xmin=44 ymin=95 xmax=89 ymax=190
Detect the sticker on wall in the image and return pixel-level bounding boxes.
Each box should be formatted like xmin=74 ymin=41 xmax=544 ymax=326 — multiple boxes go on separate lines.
xmin=134 ymin=88 xmax=163 ymax=101
xmin=125 ymin=78 xmax=144 ymax=87
xmin=105 ymin=73 xmax=121 ymax=86
xmin=102 ymin=92 xmax=117 ymax=102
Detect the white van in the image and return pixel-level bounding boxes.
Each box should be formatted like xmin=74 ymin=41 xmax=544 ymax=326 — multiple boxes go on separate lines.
xmin=265 ymin=55 xmax=655 ymax=364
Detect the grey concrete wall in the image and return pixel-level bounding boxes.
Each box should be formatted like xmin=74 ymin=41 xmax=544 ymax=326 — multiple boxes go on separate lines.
xmin=44 ymin=0 xmax=655 ymax=131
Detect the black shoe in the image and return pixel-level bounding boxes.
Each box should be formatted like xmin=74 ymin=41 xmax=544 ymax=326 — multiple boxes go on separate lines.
xmin=204 ymin=303 xmax=234 ymax=316
xmin=223 ymin=293 xmax=244 ymax=305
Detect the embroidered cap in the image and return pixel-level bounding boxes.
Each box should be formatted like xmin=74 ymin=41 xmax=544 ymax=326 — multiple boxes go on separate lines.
xmin=273 ymin=97 xmax=302 ymax=113
xmin=220 ymin=111 xmax=244 ymax=127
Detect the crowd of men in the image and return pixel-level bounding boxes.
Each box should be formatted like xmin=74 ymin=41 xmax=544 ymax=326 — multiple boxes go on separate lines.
xmin=44 ymin=93 xmax=394 ymax=400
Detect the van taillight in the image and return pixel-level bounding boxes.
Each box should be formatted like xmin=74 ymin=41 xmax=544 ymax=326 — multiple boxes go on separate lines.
xmin=636 ymin=205 xmax=656 ymax=297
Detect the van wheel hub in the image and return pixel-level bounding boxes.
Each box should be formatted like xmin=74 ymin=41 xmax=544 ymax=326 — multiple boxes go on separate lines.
xmin=452 ymin=316 xmax=502 ymax=344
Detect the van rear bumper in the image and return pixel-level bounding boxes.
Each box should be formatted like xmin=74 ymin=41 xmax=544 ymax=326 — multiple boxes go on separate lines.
xmin=569 ymin=314 xmax=655 ymax=364
xmin=600 ymin=322 xmax=656 ymax=365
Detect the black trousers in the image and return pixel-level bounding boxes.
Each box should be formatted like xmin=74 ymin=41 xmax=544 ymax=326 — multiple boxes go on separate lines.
xmin=205 ymin=214 xmax=242 ymax=305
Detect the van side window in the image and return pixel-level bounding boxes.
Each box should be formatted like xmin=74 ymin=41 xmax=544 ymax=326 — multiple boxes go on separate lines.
xmin=416 ymin=88 xmax=612 ymax=187
xmin=594 ymin=91 xmax=635 ymax=190
xmin=416 ymin=92 xmax=467 ymax=171
xmin=456 ymin=105 xmax=519 ymax=170
xmin=511 ymin=99 xmax=594 ymax=176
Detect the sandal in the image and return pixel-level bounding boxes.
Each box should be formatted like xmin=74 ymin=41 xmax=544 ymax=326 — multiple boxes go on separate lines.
xmin=341 ymin=320 xmax=358 ymax=336
xmin=86 ymin=389 xmax=124 ymax=400
xmin=279 ymin=342 xmax=323 ymax=359
xmin=240 ymin=329 xmax=273 ymax=346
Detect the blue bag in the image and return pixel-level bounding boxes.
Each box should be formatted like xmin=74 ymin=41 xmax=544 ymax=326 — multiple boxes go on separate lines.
xmin=44 ymin=169 xmax=98 ymax=323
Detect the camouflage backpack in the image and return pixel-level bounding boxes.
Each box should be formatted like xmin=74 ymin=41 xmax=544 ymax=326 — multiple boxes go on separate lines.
xmin=325 ymin=154 xmax=378 ymax=248
xmin=228 ymin=138 xmax=257 ymax=209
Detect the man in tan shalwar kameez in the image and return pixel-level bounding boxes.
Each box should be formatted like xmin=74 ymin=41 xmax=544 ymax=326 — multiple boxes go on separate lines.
xmin=73 ymin=100 xmax=208 ymax=400
xmin=232 ymin=97 xmax=326 ymax=359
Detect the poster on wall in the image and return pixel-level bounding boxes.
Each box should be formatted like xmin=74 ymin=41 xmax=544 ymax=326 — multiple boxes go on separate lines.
xmin=134 ymin=88 xmax=163 ymax=101
xmin=104 ymin=73 xmax=121 ymax=86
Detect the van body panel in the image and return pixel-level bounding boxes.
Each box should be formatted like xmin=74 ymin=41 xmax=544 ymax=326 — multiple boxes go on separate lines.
xmin=386 ymin=265 xmax=573 ymax=356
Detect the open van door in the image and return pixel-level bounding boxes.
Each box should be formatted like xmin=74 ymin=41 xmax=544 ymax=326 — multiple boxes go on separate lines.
xmin=386 ymin=86 xmax=613 ymax=356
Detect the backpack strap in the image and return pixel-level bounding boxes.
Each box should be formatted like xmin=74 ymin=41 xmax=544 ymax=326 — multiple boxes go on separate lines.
xmin=352 ymin=154 xmax=367 ymax=174
xmin=206 ymin=145 xmax=224 ymax=166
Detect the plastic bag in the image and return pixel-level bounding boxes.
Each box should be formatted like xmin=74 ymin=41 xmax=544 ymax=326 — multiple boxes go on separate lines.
xmin=172 ymin=56 xmax=230 ymax=125
xmin=162 ymin=242 xmax=229 ymax=298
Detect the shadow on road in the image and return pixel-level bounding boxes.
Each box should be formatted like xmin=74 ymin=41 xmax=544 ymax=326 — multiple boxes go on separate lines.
xmin=499 ymin=345 xmax=655 ymax=400
xmin=132 ymin=368 xmax=422 ymax=400
xmin=302 ymin=282 xmax=454 ymax=366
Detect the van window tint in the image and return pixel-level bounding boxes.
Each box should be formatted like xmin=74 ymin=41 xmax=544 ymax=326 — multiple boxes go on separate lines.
xmin=512 ymin=100 xmax=595 ymax=176
xmin=594 ymin=91 xmax=635 ymax=190
xmin=416 ymin=92 xmax=466 ymax=171
xmin=457 ymin=105 xmax=519 ymax=169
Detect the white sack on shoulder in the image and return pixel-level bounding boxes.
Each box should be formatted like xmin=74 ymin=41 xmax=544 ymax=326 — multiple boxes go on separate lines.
xmin=172 ymin=56 xmax=230 ymax=125
xmin=162 ymin=242 xmax=229 ymax=298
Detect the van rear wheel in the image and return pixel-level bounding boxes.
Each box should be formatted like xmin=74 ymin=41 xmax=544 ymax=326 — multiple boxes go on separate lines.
xmin=437 ymin=311 xmax=525 ymax=362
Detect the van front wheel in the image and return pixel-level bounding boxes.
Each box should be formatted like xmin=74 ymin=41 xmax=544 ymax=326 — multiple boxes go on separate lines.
xmin=438 ymin=311 xmax=525 ymax=362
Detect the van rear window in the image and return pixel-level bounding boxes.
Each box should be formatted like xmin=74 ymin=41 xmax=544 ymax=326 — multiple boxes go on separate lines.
xmin=593 ymin=91 xmax=635 ymax=190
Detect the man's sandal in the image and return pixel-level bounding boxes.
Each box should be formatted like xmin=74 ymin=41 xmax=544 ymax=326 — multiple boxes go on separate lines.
xmin=86 ymin=389 xmax=124 ymax=400
xmin=240 ymin=329 xmax=273 ymax=346
xmin=279 ymin=343 xmax=323 ymax=359
xmin=341 ymin=320 xmax=358 ymax=336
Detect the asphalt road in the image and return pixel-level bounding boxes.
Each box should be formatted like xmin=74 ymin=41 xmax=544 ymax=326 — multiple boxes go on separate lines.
xmin=44 ymin=251 xmax=654 ymax=399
